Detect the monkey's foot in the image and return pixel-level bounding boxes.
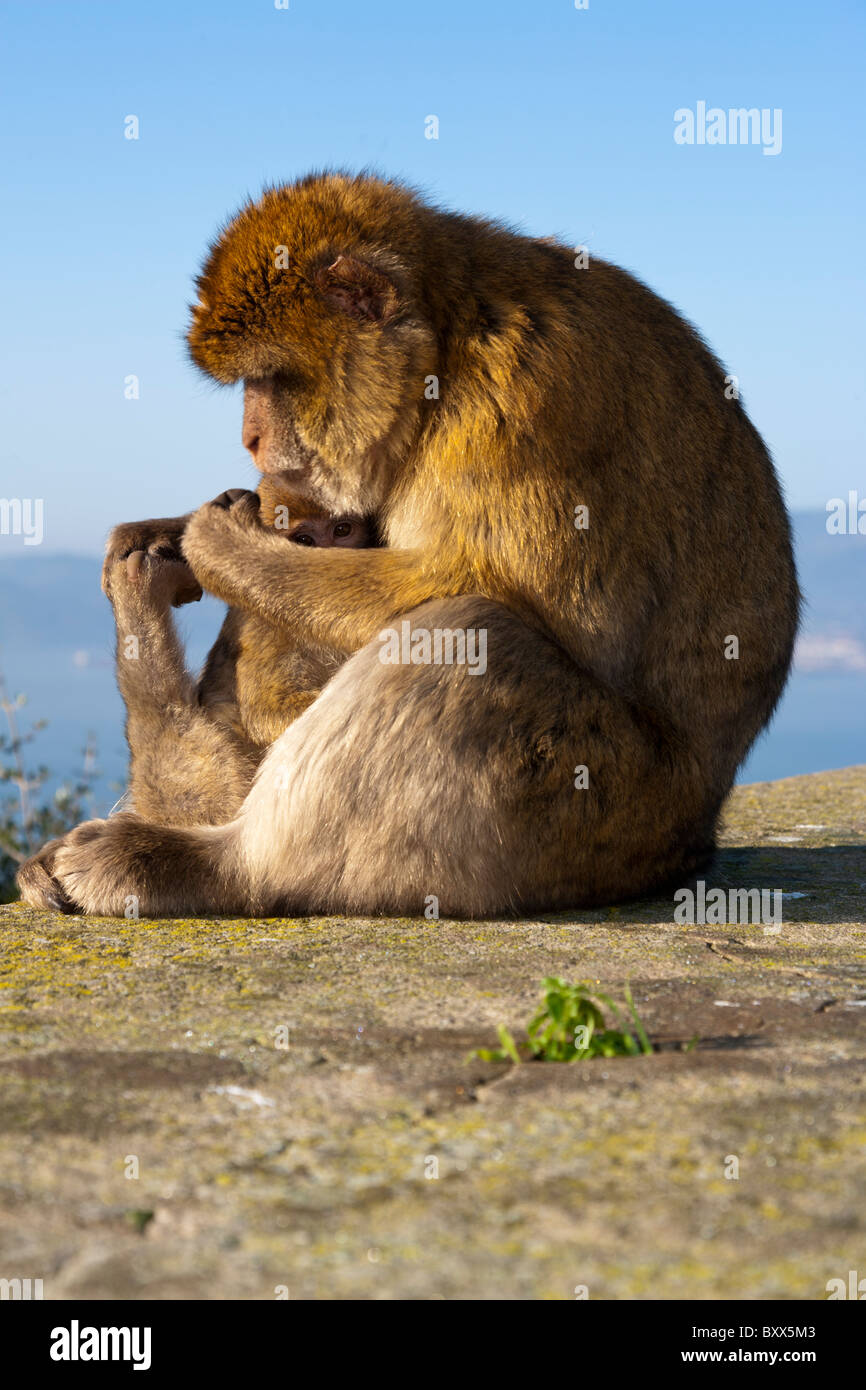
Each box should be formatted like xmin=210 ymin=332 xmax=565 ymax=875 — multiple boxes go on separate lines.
xmin=107 ymin=549 xmax=202 ymax=612
xmin=102 ymin=515 xmax=202 ymax=603
xmin=17 ymin=837 xmax=75 ymax=913
xmin=50 ymin=817 xmax=147 ymax=917
xmin=51 ymin=813 xmax=227 ymax=918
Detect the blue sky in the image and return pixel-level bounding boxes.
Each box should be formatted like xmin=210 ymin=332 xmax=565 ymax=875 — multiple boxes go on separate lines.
xmin=2 ymin=0 xmax=864 ymax=553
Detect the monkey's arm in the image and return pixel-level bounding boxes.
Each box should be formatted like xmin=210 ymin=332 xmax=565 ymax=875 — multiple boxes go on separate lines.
xmin=182 ymin=492 xmax=447 ymax=653
xmin=108 ymin=553 xmax=258 ymax=826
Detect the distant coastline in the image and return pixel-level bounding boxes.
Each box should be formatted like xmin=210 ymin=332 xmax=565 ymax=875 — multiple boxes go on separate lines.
xmin=2 ymin=511 xmax=864 ymax=799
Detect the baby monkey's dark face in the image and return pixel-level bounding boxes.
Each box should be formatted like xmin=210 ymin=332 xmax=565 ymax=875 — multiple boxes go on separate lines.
xmin=287 ymin=515 xmax=373 ymax=549
xmin=256 ymin=476 xmax=376 ymax=550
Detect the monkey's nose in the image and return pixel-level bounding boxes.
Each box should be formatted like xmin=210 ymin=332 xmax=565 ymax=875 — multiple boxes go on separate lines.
xmin=243 ymin=432 xmax=261 ymax=458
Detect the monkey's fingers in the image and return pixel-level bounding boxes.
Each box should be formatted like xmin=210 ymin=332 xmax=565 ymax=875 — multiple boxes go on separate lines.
xmin=133 ymin=551 xmax=203 ymax=606
xmin=112 ymin=550 xmax=202 ymax=608
xmin=209 ymin=487 xmax=257 ymax=510
xmin=17 ymin=839 xmax=75 ymax=914
xmin=228 ymin=491 xmax=262 ymax=527
xmin=148 ymin=541 xmax=184 ymax=561
xmin=126 ymin=549 xmax=147 ymax=583
xmin=102 ymin=515 xmax=193 ymax=595
xmin=170 ymin=564 xmax=205 ymax=607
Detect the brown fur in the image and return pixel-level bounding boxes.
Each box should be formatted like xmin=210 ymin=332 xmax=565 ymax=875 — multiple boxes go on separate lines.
xmin=198 ymin=478 xmax=375 ymax=750
xmin=104 ymin=544 xmax=259 ymax=828
xmin=19 ymin=171 xmax=799 ymax=918
xmin=57 ymin=479 xmax=374 ymax=837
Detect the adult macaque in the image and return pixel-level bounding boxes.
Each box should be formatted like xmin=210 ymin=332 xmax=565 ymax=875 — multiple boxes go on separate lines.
xmin=19 ymin=172 xmax=799 ymax=918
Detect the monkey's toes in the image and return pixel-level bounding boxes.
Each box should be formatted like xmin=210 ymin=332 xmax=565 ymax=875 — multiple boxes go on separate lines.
xmin=17 ymin=840 xmax=75 ymax=913
xmin=53 ymin=819 xmax=133 ymax=916
xmin=113 ymin=551 xmax=203 ymax=607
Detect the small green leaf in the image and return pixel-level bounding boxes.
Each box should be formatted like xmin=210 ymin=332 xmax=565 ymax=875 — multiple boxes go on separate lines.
xmin=497 ymin=1024 xmax=522 ymax=1065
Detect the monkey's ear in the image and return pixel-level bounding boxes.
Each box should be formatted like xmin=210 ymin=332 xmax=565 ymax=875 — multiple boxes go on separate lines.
xmin=314 ymin=254 xmax=399 ymax=325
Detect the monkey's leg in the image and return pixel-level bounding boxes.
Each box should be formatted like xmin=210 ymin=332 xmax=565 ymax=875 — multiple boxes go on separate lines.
xmin=42 ymin=815 xmax=237 ymax=917
xmin=108 ymin=553 xmax=258 ymax=826
xmin=45 ymin=597 xmax=710 ymax=918
xmin=17 ymin=568 xmax=254 ymax=905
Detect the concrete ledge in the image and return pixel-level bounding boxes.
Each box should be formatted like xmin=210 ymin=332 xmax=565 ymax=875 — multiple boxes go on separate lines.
xmin=1 ymin=766 xmax=864 ymax=1299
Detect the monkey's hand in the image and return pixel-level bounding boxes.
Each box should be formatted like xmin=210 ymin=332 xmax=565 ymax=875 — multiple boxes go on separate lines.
xmin=102 ymin=514 xmax=202 ymax=603
xmin=182 ymin=488 xmax=268 ymax=599
xmin=107 ymin=549 xmax=204 ymax=613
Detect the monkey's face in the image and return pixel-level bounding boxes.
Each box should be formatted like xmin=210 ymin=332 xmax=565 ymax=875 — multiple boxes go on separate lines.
xmin=256 ymin=476 xmax=375 ymax=549
xmin=287 ymin=516 xmax=374 ymax=549
xmin=187 ymin=177 xmax=437 ymax=515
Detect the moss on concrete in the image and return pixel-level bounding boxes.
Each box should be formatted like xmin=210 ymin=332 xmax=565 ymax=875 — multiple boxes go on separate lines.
xmin=1 ymin=766 xmax=865 ymax=1299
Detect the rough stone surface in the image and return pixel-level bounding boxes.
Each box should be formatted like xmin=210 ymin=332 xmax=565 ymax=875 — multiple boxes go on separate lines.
xmin=1 ymin=766 xmax=865 ymax=1300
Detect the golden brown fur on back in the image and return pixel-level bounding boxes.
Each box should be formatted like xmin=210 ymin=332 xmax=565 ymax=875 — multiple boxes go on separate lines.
xmin=19 ymin=172 xmax=799 ymax=918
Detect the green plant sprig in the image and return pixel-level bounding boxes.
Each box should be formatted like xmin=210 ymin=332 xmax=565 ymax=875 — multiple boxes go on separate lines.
xmin=471 ymin=977 xmax=655 ymax=1064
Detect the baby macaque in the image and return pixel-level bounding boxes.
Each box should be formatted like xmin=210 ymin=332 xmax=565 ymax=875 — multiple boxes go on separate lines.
xmin=198 ymin=478 xmax=377 ymax=748
xmin=87 ymin=477 xmax=377 ymax=833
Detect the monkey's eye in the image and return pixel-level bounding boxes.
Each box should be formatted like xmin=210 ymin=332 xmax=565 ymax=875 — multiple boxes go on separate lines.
xmin=291 ymin=532 xmax=316 ymax=546
xmin=333 ymin=522 xmax=352 ymax=539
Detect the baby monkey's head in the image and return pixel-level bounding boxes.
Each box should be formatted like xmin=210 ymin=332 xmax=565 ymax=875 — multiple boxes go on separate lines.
xmin=256 ymin=476 xmax=377 ymax=549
